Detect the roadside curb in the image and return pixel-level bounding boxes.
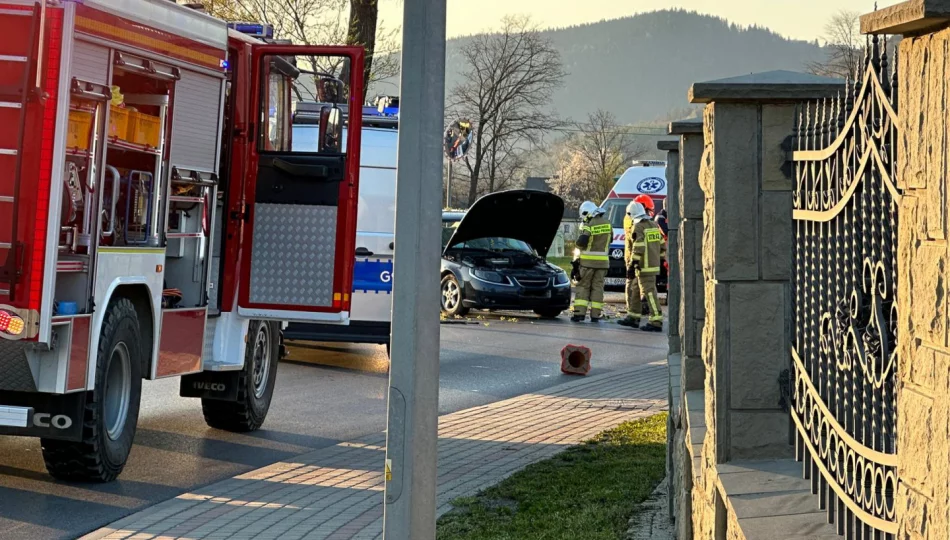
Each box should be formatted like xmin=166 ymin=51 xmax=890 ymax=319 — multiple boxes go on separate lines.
xmin=625 ymin=476 xmax=674 ymax=540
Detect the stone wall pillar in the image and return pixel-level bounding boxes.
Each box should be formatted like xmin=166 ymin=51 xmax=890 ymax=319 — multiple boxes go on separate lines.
xmin=659 ymin=140 xmax=681 ymax=357
xmin=691 ymin=77 xmax=835 ymax=463
xmin=862 ymin=3 xmax=950 ymax=537
xmin=658 ymin=139 xmax=681 ymax=524
xmin=670 ymin=119 xmax=705 ymax=394
xmin=685 ymin=72 xmax=842 ymax=538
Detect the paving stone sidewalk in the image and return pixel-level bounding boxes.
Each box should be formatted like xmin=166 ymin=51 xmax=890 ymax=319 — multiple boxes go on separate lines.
xmin=86 ymin=361 xmax=669 ymax=540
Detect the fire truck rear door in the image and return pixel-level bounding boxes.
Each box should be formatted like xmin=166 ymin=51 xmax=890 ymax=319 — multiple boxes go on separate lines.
xmin=237 ymin=45 xmax=364 ymax=323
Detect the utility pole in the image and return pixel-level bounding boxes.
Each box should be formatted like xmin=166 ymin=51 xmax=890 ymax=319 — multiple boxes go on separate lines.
xmin=383 ymin=0 xmax=446 ymax=537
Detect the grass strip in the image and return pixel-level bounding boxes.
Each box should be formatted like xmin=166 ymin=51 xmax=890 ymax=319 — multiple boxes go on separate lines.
xmin=437 ymin=413 xmax=668 ymax=540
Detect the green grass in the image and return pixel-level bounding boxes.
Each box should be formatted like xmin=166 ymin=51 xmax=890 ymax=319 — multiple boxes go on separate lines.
xmin=436 ymin=413 xmax=668 ymax=540
xmin=547 ymin=257 xmax=573 ymax=274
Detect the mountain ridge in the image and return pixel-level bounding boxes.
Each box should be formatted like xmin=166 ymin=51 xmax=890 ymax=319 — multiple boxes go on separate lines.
xmin=429 ymin=9 xmax=828 ymax=124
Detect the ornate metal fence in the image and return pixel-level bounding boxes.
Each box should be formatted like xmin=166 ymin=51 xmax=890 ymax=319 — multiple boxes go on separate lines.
xmin=790 ymin=36 xmax=899 ymax=539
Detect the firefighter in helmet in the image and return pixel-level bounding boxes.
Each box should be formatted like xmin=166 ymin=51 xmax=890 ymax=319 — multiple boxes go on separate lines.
xmin=619 ymin=200 xmax=666 ymax=331
xmin=633 ymin=194 xmax=655 ymax=218
xmin=571 ymin=201 xmax=612 ymax=322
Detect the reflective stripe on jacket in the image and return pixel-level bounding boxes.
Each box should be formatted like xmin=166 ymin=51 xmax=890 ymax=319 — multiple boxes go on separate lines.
xmin=575 ymin=216 xmax=612 ymax=269
xmin=625 ymin=219 xmax=666 ymax=274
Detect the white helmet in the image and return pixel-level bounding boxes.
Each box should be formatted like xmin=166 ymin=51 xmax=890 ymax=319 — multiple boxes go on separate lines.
xmin=593 ymin=206 xmax=607 ymax=217
xmin=626 ymin=201 xmax=649 ymax=222
xmin=579 ymin=201 xmax=598 ymax=219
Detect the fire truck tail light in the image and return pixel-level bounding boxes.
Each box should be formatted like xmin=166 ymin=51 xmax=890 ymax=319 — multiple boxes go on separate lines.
xmin=0 ymin=309 xmax=25 ymax=337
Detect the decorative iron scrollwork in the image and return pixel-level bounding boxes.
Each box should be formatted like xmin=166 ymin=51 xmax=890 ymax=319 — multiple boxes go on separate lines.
xmin=791 ymin=35 xmax=899 ymax=539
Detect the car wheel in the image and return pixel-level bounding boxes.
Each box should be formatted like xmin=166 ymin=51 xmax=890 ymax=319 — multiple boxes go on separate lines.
xmin=534 ymin=308 xmax=563 ymax=319
xmin=440 ymin=274 xmax=469 ymax=317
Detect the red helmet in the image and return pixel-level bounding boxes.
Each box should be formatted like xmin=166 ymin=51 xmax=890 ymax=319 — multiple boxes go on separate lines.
xmin=633 ymin=195 xmax=655 ymax=212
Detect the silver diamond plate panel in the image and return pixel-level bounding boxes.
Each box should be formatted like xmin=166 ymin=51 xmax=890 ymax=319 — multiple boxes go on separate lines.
xmin=0 ymin=341 xmax=36 ymax=391
xmin=249 ymin=204 xmax=337 ymax=307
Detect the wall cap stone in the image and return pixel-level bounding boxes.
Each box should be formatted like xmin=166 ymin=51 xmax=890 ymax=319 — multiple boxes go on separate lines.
xmin=860 ymin=0 xmax=950 ymax=35
xmin=688 ymin=70 xmax=844 ymax=104
xmin=658 ymin=140 xmax=680 ymax=152
xmin=669 ymin=118 xmax=703 ymax=135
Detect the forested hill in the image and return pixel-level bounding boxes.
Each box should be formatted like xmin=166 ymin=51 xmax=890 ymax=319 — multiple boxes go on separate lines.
xmin=440 ymin=9 xmax=828 ymax=124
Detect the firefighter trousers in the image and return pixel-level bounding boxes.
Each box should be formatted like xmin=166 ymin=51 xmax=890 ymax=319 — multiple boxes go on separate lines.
xmin=573 ymin=266 xmax=607 ymax=318
xmin=626 ymin=271 xmax=662 ymax=325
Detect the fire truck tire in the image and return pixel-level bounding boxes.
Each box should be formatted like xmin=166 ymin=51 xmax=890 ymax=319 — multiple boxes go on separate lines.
xmin=41 ymin=298 xmax=143 ymax=482
xmin=201 ymin=320 xmax=279 ymax=432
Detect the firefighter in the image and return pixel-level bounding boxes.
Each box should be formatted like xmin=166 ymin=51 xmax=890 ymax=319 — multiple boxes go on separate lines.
xmin=571 ymin=201 xmax=612 ymax=322
xmin=655 ymin=199 xmax=669 ymax=238
xmin=634 ymin=194 xmax=655 ymax=218
xmin=619 ymin=201 xmax=666 ymax=331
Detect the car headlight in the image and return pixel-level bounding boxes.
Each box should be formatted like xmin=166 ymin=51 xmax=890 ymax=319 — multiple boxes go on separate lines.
xmin=470 ymin=268 xmax=511 ymax=285
xmin=554 ymin=271 xmax=570 ymax=286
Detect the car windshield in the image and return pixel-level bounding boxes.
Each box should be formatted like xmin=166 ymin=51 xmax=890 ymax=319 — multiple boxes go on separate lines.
xmin=451 ymin=237 xmax=534 ymax=254
xmin=604 ymin=199 xmax=631 ymax=228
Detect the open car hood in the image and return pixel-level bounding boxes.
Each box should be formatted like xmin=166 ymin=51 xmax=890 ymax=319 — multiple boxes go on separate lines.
xmin=443 ymin=190 xmax=565 ymax=258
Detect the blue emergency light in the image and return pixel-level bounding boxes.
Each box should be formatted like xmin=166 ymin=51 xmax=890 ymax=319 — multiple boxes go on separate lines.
xmin=228 ymin=22 xmax=274 ymax=40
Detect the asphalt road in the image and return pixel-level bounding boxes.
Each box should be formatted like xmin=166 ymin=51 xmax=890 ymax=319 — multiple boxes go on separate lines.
xmin=0 ymin=299 xmax=666 ymax=540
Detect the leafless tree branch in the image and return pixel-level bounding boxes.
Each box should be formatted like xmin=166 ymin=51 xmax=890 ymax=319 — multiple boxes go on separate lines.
xmin=806 ymin=10 xmax=863 ymax=80
xmin=448 ymin=15 xmax=567 ymax=206
xmin=549 ymin=109 xmax=648 ymax=209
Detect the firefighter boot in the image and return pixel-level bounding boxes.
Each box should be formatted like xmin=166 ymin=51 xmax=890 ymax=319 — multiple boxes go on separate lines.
xmin=642 ymin=322 xmax=663 ymax=332
xmin=617 ymin=316 xmax=640 ymax=328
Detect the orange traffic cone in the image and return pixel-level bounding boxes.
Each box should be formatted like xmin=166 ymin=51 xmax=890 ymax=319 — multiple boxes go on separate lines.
xmin=561 ymin=344 xmax=591 ymax=376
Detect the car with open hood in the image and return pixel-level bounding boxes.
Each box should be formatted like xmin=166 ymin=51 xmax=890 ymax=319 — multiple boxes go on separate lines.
xmin=440 ymin=190 xmax=572 ymax=318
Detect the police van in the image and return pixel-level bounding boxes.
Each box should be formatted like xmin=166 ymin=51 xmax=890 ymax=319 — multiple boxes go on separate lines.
xmin=599 ymin=161 xmax=668 ymax=291
xmin=283 ymin=101 xmax=397 ymax=352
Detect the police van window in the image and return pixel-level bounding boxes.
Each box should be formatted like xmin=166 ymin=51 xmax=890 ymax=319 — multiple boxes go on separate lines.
xmin=261 ymin=54 xmax=351 ymax=155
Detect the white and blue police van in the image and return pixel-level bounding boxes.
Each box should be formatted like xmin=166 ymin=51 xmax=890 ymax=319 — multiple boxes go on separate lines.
xmin=283 ymin=100 xmax=397 ymax=351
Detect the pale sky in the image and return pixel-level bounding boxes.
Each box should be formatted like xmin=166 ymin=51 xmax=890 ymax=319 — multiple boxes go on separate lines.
xmin=379 ymin=0 xmax=901 ymax=42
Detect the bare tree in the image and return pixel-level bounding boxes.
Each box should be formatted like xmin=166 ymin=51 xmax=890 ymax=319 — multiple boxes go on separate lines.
xmin=806 ymin=10 xmax=863 ymax=79
xmin=346 ymin=0 xmax=378 ymax=100
xmin=199 ymin=0 xmax=398 ymax=99
xmin=200 ymin=0 xmax=348 ymax=44
xmin=549 ymin=110 xmax=648 ymax=209
xmin=449 ymin=15 xmax=566 ymax=206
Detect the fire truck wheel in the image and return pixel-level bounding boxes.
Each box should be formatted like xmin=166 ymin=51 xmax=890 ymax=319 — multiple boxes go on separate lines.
xmin=202 ymin=320 xmax=279 ymax=432
xmin=41 ymin=298 xmax=143 ymax=482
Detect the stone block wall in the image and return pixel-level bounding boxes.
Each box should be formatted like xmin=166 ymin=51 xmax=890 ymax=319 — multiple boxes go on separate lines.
xmin=662 ymin=144 xmax=682 ymax=356
xmin=677 ymin=71 xmax=843 ymax=539
xmin=698 ymin=102 xmax=794 ymax=464
xmin=891 ymin=23 xmax=950 ymax=539
xmin=673 ymin=120 xmax=705 ymax=394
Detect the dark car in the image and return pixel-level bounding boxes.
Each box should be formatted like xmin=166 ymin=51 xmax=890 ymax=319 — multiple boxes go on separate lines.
xmin=440 ymin=190 xmax=572 ymax=319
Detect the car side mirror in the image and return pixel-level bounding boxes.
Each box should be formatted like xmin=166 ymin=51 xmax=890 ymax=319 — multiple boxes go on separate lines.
xmin=319 ymin=106 xmax=342 ymax=153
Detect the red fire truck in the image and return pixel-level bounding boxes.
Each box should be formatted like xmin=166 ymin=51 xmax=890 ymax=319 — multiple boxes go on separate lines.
xmin=0 ymin=0 xmax=364 ymax=482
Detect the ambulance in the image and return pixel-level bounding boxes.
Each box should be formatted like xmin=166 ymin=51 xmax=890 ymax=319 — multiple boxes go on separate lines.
xmin=600 ymin=161 xmax=668 ymax=290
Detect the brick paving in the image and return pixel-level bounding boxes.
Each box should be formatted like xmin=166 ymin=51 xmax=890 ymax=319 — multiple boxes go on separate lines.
xmin=84 ymin=361 xmax=668 ymax=540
